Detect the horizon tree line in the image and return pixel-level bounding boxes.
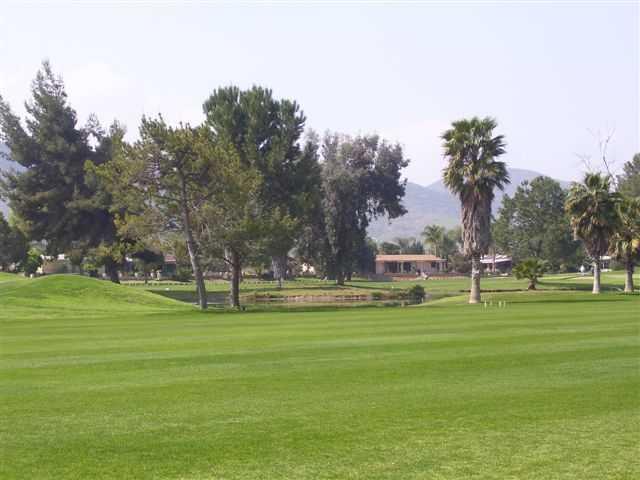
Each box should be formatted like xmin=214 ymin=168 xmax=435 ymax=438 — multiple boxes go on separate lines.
xmin=1 ymin=62 xmax=638 ymax=307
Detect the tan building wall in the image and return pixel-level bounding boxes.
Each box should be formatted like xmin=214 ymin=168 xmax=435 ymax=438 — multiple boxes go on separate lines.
xmin=375 ymin=255 xmax=446 ymax=275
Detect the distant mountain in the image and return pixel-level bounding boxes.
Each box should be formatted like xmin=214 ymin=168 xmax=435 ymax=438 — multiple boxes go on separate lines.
xmin=368 ymin=168 xmax=570 ymax=241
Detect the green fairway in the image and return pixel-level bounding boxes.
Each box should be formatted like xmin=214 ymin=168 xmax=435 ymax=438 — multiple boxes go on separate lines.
xmin=1 ymin=275 xmax=639 ymax=479
xmin=130 ymin=271 xmax=637 ymax=307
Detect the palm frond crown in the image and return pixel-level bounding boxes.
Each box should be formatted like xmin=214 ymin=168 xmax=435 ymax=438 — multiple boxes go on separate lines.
xmin=441 ymin=117 xmax=509 ymax=257
xmin=565 ymin=173 xmax=621 ymax=259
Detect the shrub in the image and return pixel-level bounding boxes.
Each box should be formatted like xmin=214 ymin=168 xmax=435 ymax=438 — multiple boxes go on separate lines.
xmin=22 ymin=248 xmax=43 ymax=276
xmin=407 ymin=284 xmax=426 ymax=304
xmin=371 ymin=291 xmax=384 ymax=301
xmin=173 ymin=267 xmax=192 ymax=283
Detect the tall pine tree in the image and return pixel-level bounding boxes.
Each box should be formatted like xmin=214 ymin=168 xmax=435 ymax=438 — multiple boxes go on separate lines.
xmin=0 ymin=61 xmax=120 ymax=280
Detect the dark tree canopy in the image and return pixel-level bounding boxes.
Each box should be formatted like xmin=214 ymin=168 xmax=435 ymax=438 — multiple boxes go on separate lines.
xmin=617 ymin=153 xmax=640 ymax=198
xmin=319 ymin=133 xmax=409 ymax=284
xmin=0 ymin=61 xmax=115 ymax=256
xmin=0 ymin=212 xmax=28 ymax=270
xmin=203 ymin=86 xmax=321 ymax=286
xmin=492 ymin=176 xmax=582 ymax=271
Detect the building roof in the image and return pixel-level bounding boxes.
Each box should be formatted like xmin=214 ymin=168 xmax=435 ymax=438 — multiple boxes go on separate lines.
xmin=480 ymin=254 xmax=512 ymax=264
xmin=375 ymin=254 xmax=446 ymax=262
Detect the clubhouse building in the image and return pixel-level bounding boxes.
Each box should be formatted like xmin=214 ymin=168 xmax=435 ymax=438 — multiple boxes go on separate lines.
xmin=375 ymin=254 xmax=447 ymax=277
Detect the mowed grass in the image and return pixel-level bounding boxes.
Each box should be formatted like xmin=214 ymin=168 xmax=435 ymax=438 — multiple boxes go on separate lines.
xmin=133 ymin=271 xmax=636 ymax=306
xmin=1 ymin=275 xmax=639 ymax=479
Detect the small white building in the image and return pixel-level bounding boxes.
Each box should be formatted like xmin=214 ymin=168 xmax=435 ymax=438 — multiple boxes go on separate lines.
xmin=480 ymin=254 xmax=513 ymax=273
xmin=375 ymin=254 xmax=447 ymax=276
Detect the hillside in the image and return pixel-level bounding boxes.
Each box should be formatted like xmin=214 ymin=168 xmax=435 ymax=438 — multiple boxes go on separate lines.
xmin=368 ymin=168 xmax=571 ymax=241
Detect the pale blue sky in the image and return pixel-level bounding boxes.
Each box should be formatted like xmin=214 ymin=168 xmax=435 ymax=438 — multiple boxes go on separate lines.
xmin=0 ymin=2 xmax=637 ymax=185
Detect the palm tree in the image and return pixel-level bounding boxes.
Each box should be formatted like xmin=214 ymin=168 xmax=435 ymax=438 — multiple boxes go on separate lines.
xmin=422 ymin=225 xmax=445 ymax=257
xmin=442 ymin=117 xmax=509 ymax=303
xmin=513 ymin=258 xmax=549 ymax=290
xmin=610 ymin=196 xmax=640 ymax=293
xmin=565 ymin=173 xmax=621 ymax=294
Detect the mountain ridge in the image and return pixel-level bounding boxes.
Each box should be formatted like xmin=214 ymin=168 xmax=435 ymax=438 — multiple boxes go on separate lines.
xmin=368 ymin=168 xmax=571 ymax=241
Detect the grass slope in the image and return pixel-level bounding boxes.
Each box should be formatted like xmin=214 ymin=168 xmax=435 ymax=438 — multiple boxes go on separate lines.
xmin=1 ymin=277 xmax=638 ymax=479
xmin=0 ymin=275 xmax=185 ymax=312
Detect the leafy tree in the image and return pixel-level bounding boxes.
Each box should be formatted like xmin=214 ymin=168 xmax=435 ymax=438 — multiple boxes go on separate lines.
xmin=0 ymin=212 xmax=28 ymax=270
xmin=565 ymin=173 xmax=621 ymax=294
xmin=617 ymin=153 xmax=640 ymax=198
xmin=492 ymin=177 xmax=581 ymax=271
xmin=378 ymin=241 xmax=401 ymax=255
xmin=22 ymin=247 xmax=42 ymax=276
xmin=449 ymin=252 xmax=471 ymax=274
xmin=513 ymin=258 xmax=549 ymax=290
xmin=394 ymin=237 xmax=424 ymax=254
xmin=422 ymin=225 xmax=445 ymax=256
xmin=0 ymin=62 xmax=119 ymax=279
xmin=96 ymin=117 xmax=246 ymax=309
xmin=203 ymin=86 xmax=320 ymax=288
xmin=609 ymin=196 xmax=640 ymax=293
xmin=421 ymin=225 xmax=459 ymax=260
xmin=132 ymin=248 xmax=164 ymax=284
xmin=353 ymin=236 xmax=378 ymax=276
xmin=320 ymin=133 xmax=408 ymax=285
xmin=442 ymin=117 xmax=509 ymax=303
xmin=197 ymin=169 xmax=263 ymax=309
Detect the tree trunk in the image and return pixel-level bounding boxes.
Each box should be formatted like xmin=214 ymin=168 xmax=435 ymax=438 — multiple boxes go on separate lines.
xmin=336 ymin=269 xmax=345 ymax=286
xmin=469 ymin=254 xmax=481 ymax=304
xmin=179 ymin=173 xmax=207 ymax=310
xmin=592 ymin=260 xmax=601 ymax=294
xmin=185 ymin=236 xmax=207 ymax=310
xmin=528 ymin=280 xmax=536 ymax=290
xmin=229 ymin=249 xmax=242 ymax=309
xmin=624 ymin=262 xmax=634 ymax=293
xmin=271 ymin=254 xmax=287 ymax=289
xmin=346 ymin=270 xmax=352 ymax=282
xmin=105 ymin=261 xmax=120 ymax=284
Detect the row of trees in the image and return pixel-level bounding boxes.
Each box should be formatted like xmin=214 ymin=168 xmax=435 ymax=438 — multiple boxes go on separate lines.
xmin=1 ymin=63 xmax=637 ymax=307
xmin=439 ymin=117 xmax=639 ymax=303
xmin=566 ymin=173 xmax=640 ymax=294
xmin=0 ymin=62 xmax=409 ymax=308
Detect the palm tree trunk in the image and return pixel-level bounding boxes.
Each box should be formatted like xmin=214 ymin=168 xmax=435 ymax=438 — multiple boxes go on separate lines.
xmin=624 ymin=262 xmax=634 ymax=293
xmin=469 ymin=254 xmax=481 ymax=303
xmin=592 ymin=260 xmax=601 ymax=294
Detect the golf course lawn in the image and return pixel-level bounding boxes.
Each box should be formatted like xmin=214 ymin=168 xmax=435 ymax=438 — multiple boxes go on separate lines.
xmin=130 ymin=271 xmax=637 ymax=306
xmin=1 ymin=275 xmax=639 ymax=479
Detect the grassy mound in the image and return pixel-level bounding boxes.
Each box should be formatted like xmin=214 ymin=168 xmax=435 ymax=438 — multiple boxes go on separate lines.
xmin=0 ymin=274 xmax=185 ymax=311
